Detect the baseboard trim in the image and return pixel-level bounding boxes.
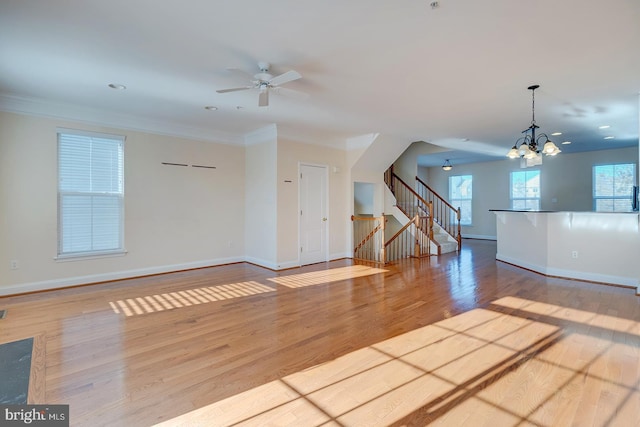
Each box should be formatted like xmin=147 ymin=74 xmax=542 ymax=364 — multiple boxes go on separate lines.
xmin=1 ymin=253 xmax=359 ymax=296
xmin=462 ymin=234 xmax=497 ymax=241
xmin=248 ymin=253 xmax=353 ymax=271
xmin=0 ymin=256 xmax=245 ymax=297
xmin=330 ymin=251 xmax=352 ymax=260
xmin=243 ymin=257 xmax=280 ymax=271
xmin=496 ymin=254 xmax=639 ymax=290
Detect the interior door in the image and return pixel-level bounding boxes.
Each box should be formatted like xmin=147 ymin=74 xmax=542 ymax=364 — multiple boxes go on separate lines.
xmin=300 ymin=164 xmax=328 ymax=265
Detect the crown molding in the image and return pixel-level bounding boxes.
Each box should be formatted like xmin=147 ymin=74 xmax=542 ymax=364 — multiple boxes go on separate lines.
xmin=0 ymin=93 xmax=245 ymax=145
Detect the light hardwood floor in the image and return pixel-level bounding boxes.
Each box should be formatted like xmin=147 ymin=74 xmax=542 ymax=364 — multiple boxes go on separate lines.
xmin=1 ymin=240 xmax=639 ymax=426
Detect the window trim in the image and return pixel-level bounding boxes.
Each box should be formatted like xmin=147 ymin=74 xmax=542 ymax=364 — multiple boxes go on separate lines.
xmin=57 ymin=128 xmax=126 ymax=260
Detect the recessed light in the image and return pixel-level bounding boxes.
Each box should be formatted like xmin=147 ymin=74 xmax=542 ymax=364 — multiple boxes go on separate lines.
xmin=598 ymin=125 xmax=610 ymax=129
xmin=551 ymin=132 xmax=562 ymax=136
xmin=561 ymin=141 xmax=572 ymax=145
xmin=108 ymin=83 xmax=126 ymax=90
xmin=204 ymin=106 xmax=218 ymax=111
xmin=604 ymin=136 xmax=615 ymax=140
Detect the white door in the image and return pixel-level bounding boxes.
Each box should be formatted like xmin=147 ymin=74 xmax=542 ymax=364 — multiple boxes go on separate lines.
xmin=300 ymin=164 xmax=328 ymax=265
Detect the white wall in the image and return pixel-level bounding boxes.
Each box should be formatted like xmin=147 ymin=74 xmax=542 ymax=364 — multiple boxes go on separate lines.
xmin=0 ymin=111 xmax=358 ymax=294
xmin=0 ymin=111 xmax=246 ymax=294
xmin=354 ymin=182 xmax=375 ymax=215
xmin=277 ymin=138 xmax=350 ymax=267
xmin=495 ymin=211 xmax=640 ymax=291
xmin=420 ymin=146 xmax=639 ymax=239
xmin=393 ymin=141 xmax=449 ymax=184
xmin=244 ymin=137 xmax=278 ymax=268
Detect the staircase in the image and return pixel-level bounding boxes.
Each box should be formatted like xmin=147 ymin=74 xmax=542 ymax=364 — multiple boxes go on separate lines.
xmin=351 ymin=213 xmax=431 ymax=263
xmin=431 ymin=222 xmax=459 ymax=254
xmin=415 ymin=175 xmax=462 ymax=252
xmin=350 ymin=167 xmax=460 ymax=263
xmin=385 ymin=167 xmax=460 ymax=255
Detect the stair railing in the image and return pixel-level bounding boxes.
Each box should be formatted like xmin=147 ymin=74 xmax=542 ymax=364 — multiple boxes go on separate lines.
xmin=384 ymin=214 xmax=431 ymax=262
xmin=351 ymin=215 xmax=385 ymax=263
xmin=415 ymin=175 xmax=462 ymax=250
xmin=384 ymin=168 xmax=437 ymax=249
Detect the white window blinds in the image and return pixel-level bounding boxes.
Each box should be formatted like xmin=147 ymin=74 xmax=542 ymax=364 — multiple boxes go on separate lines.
xmin=58 ymin=130 xmax=125 ymax=257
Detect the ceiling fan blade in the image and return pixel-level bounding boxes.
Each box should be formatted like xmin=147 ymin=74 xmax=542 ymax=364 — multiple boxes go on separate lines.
xmin=272 ymin=86 xmax=309 ymax=100
xmin=268 ymin=70 xmax=301 ymax=86
xmin=258 ymin=89 xmax=269 ymax=107
xmin=216 ymin=86 xmax=252 ymax=93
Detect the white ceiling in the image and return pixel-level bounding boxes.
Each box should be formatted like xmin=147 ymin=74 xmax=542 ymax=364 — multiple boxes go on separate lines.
xmin=1 ymin=0 xmax=639 ymax=166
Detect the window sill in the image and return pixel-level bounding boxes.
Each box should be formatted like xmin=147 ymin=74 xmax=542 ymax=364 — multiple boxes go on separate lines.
xmin=55 ymin=250 xmax=128 ymax=262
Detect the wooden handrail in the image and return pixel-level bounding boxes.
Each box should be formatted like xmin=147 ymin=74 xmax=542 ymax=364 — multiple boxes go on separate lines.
xmin=352 ymin=215 xmax=386 ymax=263
xmin=385 ymin=172 xmax=430 ymax=218
xmin=415 ymin=176 xmax=458 ymax=212
xmin=383 ymin=214 xmax=429 ymax=245
xmin=390 ymin=173 xmax=423 ymax=202
xmin=384 ymin=216 xmax=419 ymax=247
xmin=383 ymin=214 xmax=431 ymax=259
xmin=354 ymin=223 xmax=382 ymax=252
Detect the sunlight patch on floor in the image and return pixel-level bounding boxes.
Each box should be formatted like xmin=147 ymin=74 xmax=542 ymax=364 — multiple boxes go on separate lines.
xmin=267 ymin=265 xmax=388 ymax=289
xmin=152 ymin=296 xmax=640 ymax=426
xmin=492 ymin=295 xmax=638 ymax=335
xmin=108 ymin=281 xmax=274 ymax=316
xmin=155 ymin=296 xmax=640 ymax=426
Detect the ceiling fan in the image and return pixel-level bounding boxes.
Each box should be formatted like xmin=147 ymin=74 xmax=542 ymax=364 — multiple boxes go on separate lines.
xmin=216 ymin=61 xmax=307 ymax=107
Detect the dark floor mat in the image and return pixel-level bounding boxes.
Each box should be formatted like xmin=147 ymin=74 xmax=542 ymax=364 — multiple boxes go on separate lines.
xmin=0 ymin=337 xmax=33 ymax=404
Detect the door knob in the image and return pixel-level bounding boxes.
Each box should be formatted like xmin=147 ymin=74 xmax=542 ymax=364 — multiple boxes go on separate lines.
xmin=322 ymin=217 xmax=327 ymax=221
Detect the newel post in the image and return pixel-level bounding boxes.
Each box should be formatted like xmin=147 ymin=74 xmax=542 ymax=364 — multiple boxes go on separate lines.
xmin=456 ymin=207 xmax=462 ymax=250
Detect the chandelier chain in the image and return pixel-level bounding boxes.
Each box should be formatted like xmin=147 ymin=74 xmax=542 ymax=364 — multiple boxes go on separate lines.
xmin=531 ymin=87 xmax=536 ymax=126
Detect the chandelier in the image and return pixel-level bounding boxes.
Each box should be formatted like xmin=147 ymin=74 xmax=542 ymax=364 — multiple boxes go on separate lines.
xmin=506 ymin=85 xmax=561 ymax=159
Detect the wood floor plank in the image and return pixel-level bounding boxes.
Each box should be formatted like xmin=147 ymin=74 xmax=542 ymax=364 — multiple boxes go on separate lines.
xmin=0 ymin=240 xmax=639 ymax=426
xmin=27 ymin=333 xmax=46 ymax=404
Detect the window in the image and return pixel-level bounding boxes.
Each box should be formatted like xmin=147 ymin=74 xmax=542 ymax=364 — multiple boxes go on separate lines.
xmin=449 ymin=175 xmax=472 ymax=225
xmin=58 ymin=130 xmax=125 ymax=258
xmin=593 ymin=163 xmax=636 ymax=212
xmin=511 ymin=170 xmax=540 ymax=210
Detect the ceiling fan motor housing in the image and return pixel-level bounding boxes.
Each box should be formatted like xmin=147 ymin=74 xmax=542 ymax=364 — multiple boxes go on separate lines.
xmin=216 ymin=60 xmax=305 ymax=107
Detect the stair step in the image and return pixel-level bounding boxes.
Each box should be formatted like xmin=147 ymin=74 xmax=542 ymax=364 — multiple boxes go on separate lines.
xmin=439 ymin=242 xmax=458 ymax=254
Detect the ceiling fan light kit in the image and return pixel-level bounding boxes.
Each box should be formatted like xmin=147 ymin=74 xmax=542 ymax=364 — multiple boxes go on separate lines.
xmin=506 ymin=84 xmax=561 ymax=163
xmin=216 ymin=61 xmax=307 ymax=107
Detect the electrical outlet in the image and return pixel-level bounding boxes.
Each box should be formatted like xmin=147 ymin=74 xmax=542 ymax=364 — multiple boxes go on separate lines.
xmin=10 ymin=260 xmax=19 ymax=270
xmin=571 ymin=251 xmax=578 ymax=259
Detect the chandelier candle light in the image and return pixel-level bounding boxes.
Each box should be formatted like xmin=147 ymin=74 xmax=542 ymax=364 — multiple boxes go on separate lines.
xmin=506 ymin=85 xmax=561 ymax=161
